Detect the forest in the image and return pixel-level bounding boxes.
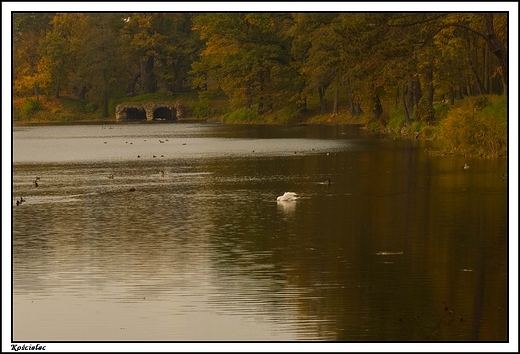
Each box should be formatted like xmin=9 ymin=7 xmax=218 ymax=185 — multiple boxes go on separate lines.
xmin=12 ymin=12 xmax=508 ymax=155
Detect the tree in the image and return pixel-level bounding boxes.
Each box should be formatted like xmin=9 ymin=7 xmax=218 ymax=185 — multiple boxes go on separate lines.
xmin=121 ymin=13 xmax=159 ymax=94
xmin=13 ymin=13 xmax=54 ymax=99
xmin=192 ymin=13 xmax=297 ymax=116
xmin=154 ymin=13 xmax=203 ymax=93
xmin=120 ymin=13 xmax=202 ymax=95
xmin=77 ymin=13 xmax=126 ymax=117
xmin=290 ymin=13 xmax=337 ymax=114
xmin=12 ymin=12 xmax=507 ymax=123
xmin=39 ymin=13 xmax=88 ymax=98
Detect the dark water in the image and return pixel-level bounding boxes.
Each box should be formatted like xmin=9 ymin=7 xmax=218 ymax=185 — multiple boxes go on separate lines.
xmin=11 ymin=123 xmax=509 ymax=344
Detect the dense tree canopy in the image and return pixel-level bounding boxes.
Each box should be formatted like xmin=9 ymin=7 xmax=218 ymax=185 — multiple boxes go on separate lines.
xmin=12 ymin=12 xmax=508 ymax=122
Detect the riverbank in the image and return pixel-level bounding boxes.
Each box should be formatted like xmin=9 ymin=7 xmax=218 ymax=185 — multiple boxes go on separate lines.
xmin=13 ymin=94 xmax=507 ymax=158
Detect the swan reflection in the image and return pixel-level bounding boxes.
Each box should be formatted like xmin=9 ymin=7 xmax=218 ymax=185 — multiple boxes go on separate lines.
xmin=277 ymin=200 xmax=297 ymax=214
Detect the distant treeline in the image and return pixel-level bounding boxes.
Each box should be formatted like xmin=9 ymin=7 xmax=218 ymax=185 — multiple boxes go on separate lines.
xmin=13 ymin=13 xmax=507 ymax=122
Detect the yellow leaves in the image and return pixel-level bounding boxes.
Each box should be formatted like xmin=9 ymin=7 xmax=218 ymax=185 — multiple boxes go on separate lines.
xmin=132 ymin=13 xmax=154 ymax=31
xmin=14 ymin=52 xmax=52 ymax=96
xmin=51 ymin=13 xmax=88 ymax=37
xmin=244 ymin=14 xmax=274 ymax=30
xmin=202 ymin=35 xmax=240 ymax=58
xmin=14 ymin=68 xmax=35 ymax=96
xmin=14 ymin=67 xmax=47 ymax=96
xmin=438 ymin=96 xmax=507 ymax=157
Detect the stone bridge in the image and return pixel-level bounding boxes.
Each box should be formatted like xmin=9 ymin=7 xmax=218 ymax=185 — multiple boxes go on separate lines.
xmin=115 ymin=102 xmax=186 ymax=122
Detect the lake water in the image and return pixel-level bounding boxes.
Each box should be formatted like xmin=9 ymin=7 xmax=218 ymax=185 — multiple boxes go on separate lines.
xmin=10 ymin=123 xmax=510 ymax=347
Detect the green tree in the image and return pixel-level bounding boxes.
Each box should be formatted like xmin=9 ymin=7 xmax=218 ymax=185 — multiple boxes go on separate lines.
xmin=290 ymin=13 xmax=337 ymax=114
xmin=39 ymin=13 xmax=88 ymax=98
xmin=192 ymin=13 xmax=298 ymax=116
xmin=120 ymin=13 xmax=202 ymax=96
xmin=384 ymin=12 xmax=507 ymax=127
xmin=121 ymin=13 xmax=159 ymax=94
xmin=154 ymin=13 xmax=203 ymax=93
xmin=76 ymin=13 xmax=126 ymax=117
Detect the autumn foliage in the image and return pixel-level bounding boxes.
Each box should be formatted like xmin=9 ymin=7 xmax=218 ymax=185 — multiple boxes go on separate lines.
xmin=13 ymin=12 xmax=508 ymax=148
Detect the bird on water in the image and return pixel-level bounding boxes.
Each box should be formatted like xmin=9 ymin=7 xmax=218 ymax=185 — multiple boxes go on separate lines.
xmin=16 ymin=196 xmax=26 ymax=206
xmin=277 ymin=192 xmax=298 ymax=202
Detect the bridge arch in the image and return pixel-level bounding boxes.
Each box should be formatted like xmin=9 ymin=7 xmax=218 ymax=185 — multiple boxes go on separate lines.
xmin=153 ymin=106 xmax=175 ymax=121
xmin=125 ymin=107 xmax=147 ymax=121
xmin=116 ymin=103 xmax=181 ymax=122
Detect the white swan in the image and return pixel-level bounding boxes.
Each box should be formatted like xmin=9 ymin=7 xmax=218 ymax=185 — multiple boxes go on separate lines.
xmin=277 ymin=192 xmax=298 ymax=201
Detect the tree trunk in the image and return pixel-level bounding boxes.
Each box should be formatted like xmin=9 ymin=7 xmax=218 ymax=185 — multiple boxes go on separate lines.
xmin=423 ymin=67 xmax=435 ymax=124
xmin=468 ymin=64 xmax=486 ymax=95
xmin=425 ymin=68 xmax=434 ymax=108
xmin=140 ymin=56 xmax=156 ymax=94
xmin=371 ymin=91 xmax=383 ymax=122
xmin=318 ymin=84 xmax=327 ymax=113
xmin=353 ymin=96 xmax=363 ymax=116
xmin=126 ymin=75 xmax=137 ymax=97
xmin=33 ymin=84 xmax=40 ymax=101
xmin=483 ymin=13 xmax=507 ymax=93
xmin=102 ymin=69 xmax=109 ymax=117
xmin=490 ymin=75 xmax=503 ymax=95
xmin=412 ymin=76 xmax=422 ymax=108
xmin=483 ymin=41 xmax=490 ymax=94
xmin=404 ymin=77 xmax=418 ymax=120
xmin=54 ymin=83 xmax=60 ymax=99
xmin=174 ymin=67 xmax=184 ymax=92
xmin=78 ymin=86 xmax=88 ymax=100
xmin=346 ymin=78 xmax=362 ymax=116
xmin=402 ymin=82 xmax=411 ymax=125
xmin=332 ymin=86 xmax=339 ymax=114
xmin=467 ymin=35 xmax=486 ymax=95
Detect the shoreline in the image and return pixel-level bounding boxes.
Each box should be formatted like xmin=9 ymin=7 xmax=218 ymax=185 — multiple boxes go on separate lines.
xmin=12 ymin=117 xmax=367 ymax=127
xmin=11 ymin=117 xmax=507 ymax=159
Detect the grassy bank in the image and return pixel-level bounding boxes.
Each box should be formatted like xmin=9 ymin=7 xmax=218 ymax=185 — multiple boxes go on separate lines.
xmin=354 ymin=95 xmax=507 ymax=158
xmin=12 ymin=91 xmax=224 ymax=124
xmin=435 ymin=95 xmax=507 ymax=157
xmin=13 ymin=96 xmax=104 ymax=123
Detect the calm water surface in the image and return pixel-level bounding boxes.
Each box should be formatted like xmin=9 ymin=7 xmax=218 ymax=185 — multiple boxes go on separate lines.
xmin=12 ymin=123 xmax=508 ymax=342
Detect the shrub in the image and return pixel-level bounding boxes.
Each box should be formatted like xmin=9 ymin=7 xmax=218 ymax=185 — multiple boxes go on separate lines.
xmin=108 ymin=98 xmax=119 ymax=115
xmin=58 ymin=113 xmax=76 ymax=123
xmin=433 ymin=102 xmax=450 ymax=121
xmin=272 ymin=106 xmax=301 ymax=124
xmin=187 ymin=100 xmax=213 ymax=119
xmin=387 ymin=105 xmax=405 ymax=132
xmin=416 ymin=96 xmax=435 ymax=123
xmin=420 ymin=125 xmax=437 ymax=139
xmin=85 ymin=102 xmax=98 ymax=113
xmin=21 ymin=99 xmax=43 ymax=115
xmin=437 ymin=96 xmax=506 ymax=157
xmin=474 ymin=96 xmax=490 ymax=111
xmin=60 ymin=97 xmax=87 ymax=113
xmin=367 ymin=120 xmax=383 ymax=132
xmin=409 ymin=121 xmax=424 ymax=133
xmin=222 ymin=108 xmax=262 ymax=123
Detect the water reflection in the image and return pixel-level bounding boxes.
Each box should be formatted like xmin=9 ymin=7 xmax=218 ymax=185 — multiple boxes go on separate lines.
xmin=277 ymin=200 xmax=298 ymax=215
xmin=12 ymin=123 xmax=508 ymax=341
